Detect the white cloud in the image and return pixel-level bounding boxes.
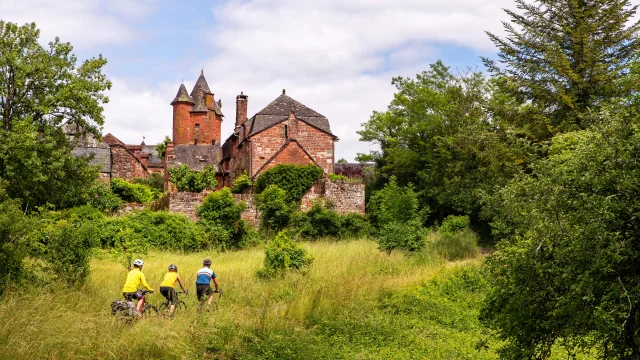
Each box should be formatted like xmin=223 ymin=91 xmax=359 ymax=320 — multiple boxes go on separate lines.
xmin=0 ymin=0 xmax=154 ymax=48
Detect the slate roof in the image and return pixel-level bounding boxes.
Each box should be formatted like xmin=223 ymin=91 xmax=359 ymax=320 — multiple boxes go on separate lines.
xmin=245 ymin=91 xmax=334 ymax=137
xmin=171 ymin=84 xmax=194 ymax=105
xmin=72 ymin=146 xmax=112 ymax=173
xmin=167 ymin=144 xmax=222 ymax=172
xmin=142 ymin=145 xmax=164 ymax=168
xmin=190 ymin=71 xmax=211 ymax=113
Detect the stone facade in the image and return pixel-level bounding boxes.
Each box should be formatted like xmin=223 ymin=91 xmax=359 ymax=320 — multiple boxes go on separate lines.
xmin=110 ymin=144 xmax=149 ymax=180
xmin=325 ymin=180 xmax=366 ymax=214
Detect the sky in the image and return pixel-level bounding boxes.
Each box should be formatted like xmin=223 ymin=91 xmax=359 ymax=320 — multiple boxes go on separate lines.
xmin=0 ymin=0 xmax=517 ymax=161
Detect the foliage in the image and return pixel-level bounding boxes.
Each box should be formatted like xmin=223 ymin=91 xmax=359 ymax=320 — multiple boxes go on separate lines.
xmin=292 ymin=202 xmax=372 ymax=240
xmin=481 ymin=106 xmax=640 ymax=359
xmin=230 ymin=171 xmax=252 ymax=194
xmin=256 ymin=231 xmax=313 ymax=278
xmin=254 ymin=164 xmax=323 ymax=203
xmin=0 ymin=183 xmax=30 ymax=294
xmin=430 ymin=229 xmax=479 ymax=261
xmin=336 ymin=158 xmax=348 ymax=164
xmin=256 ymin=185 xmax=294 ymax=232
xmin=96 ymin=210 xmax=206 ymax=267
xmin=439 ymin=215 xmax=471 ymax=236
xmin=41 ymin=222 xmax=99 ymax=286
xmin=168 ymin=164 xmax=217 ymax=193
xmin=155 ymin=135 xmax=171 ymax=160
xmin=484 ymin=0 xmax=640 ymax=141
xmin=85 ymin=181 xmax=123 ymax=213
xmin=196 ymin=188 xmax=251 ymax=251
xmin=131 ymin=172 xmax=164 ymax=195
xmin=0 ymin=21 xmax=111 ymax=210
xmin=358 ymin=61 xmax=520 ymax=227
xmin=327 ymin=173 xmax=346 ymax=182
xmin=377 ymin=220 xmax=425 ymax=255
xmin=110 ymin=178 xmax=156 ymax=204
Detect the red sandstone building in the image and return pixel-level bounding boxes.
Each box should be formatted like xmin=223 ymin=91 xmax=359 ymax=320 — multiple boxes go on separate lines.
xmin=165 ymin=70 xmax=338 ymax=190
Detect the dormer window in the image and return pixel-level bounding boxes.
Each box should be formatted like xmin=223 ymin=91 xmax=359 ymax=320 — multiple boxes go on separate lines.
xmin=280 ymin=124 xmax=288 ymax=138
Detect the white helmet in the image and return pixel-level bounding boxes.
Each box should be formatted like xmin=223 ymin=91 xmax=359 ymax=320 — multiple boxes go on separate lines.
xmin=133 ymin=259 xmax=144 ymax=267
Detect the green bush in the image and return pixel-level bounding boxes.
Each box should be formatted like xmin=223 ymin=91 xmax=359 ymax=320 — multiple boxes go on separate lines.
xmin=431 ymin=229 xmax=479 ymax=261
xmin=292 ymin=202 xmax=372 ymax=240
xmin=131 ymin=172 xmax=164 ymax=194
xmin=168 ymin=164 xmax=217 ymax=193
xmin=230 ymin=172 xmax=252 ymax=194
xmin=98 ymin=210 xmax=207 ymax=257
xmin=256 ymin=185 xmax=294 ymax=231
xmin=254 ymin=164 xmax=323 ymax=203
xmin=257 ymin=231 xmax=313 ymax=278
xmin=328 ymin=173 xmax=347 ymax=182
xmin=369 ymin=177 xmax=427 ymax=253
xmin=439 ymin=215 xmax=471 ymax=236
xmin=110 ymin=178 xmax=156 ymax=203
xmin=85 ymin=181 xmax=123 ymax=213
xmin=378 ymin=220 xmax=425 ymax=254
xmin=0 ymin=186 xmax=30 ymax=294
xmin=43 ymin=222 xmax=99 ymax=285
xmin=196 ymin=188 xmax=251 ymax=251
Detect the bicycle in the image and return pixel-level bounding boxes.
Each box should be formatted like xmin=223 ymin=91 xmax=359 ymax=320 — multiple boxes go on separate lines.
xmin=111 ymin=290 xmax=158 ymax=322
xmin=196 ymin=288 xmax=223 ymax=312
xmin=158 ymin=290 xmax=188 ymax=315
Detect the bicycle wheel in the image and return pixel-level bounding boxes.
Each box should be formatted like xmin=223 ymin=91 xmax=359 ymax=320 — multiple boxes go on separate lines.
xmin=143 ymin=304 xmax=158 ymax=316
xmin=158 ymin=302 xmax=169 ymax=313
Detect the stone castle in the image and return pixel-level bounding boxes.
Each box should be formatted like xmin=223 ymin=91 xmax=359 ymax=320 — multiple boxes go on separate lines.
xmin=72 ymin=70 xmax=365 ymax=216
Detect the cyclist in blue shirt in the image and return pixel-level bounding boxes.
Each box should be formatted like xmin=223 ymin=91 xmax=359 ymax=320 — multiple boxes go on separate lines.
xmin=196 ymin=258 xmax=219 ymax=311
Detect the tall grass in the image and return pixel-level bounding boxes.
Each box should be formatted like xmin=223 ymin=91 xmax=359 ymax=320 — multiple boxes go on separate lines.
xmin=0 ymin=239 xmax=583 ymax=359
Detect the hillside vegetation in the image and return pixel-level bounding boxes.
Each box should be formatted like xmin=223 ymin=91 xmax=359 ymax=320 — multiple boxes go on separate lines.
xmin=0 ymin=240 xmax=589 ymax=360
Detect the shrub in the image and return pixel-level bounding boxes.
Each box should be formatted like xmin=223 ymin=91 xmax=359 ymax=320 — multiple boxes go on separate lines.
xmin=197 ymin=188 xmax=251 ymax=251
xmin=98 ymin=210 xmax=207 ymax=263
xmin=85 ymin=181 xmax=123 ymax=213
xmin=0 ymin=187 xmax=30 ymax=294
xmin=168 ymin=164 xmax=217 ymax=193
xmin=431 ymin=229 xmax=479 ymax=261
xmin=254 ymin=164 xmax=323 ymax=203
xmin=292 ymin=202 xmax=373 ymax=240
xmin=257 ymin=231 xmax=313 ymax=278
xmin=328 ymin=173 xmax=347 ymax=182
xmin=378 ymin=220 xmax=425 ymax=254
xmin=131 ymin=172 xmax=164 ymax=194
xmin=43 ymin=222 xmax=99 ymax=285
xmin=110 ymin=178 xmax=156 ymax=203
xmin=328 ymin=173 xmax=363 ymax=184
xmin=369 ymin=177 xmax=427 ymax=253
xmin=439 ymin=215 xmax=471 ymax=236
xmin=339 ymin=212 xmax=373 ymax=238
xmin=230 ymin=172 xmax=252 ymax=194
xmin=256 ymin=185 xmax=294 ymax=231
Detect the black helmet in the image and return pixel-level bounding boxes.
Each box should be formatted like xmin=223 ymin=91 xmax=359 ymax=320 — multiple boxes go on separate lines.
xmin=168 ymin=264 xmax=177 ymax=271
xmin=203 ymin=258 xmax=212 ymax=266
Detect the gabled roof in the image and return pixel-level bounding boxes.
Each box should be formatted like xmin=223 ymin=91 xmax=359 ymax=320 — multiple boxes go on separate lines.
xmin=170 ymin=84 xmax=194 ymax=105
xmin=103 ymin=133 xmax=125 ymax=146
xmin=166 ymin=144 xmax=223 ymax=172
xmin=245 ymin=91 xmax=334 ymax=137
xmin=190 ymin=70 xmax=211 ymax=113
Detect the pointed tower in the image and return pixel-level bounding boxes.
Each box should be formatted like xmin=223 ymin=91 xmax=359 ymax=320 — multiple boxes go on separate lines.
xmin=188 ymin=70 xmax=223 ymax=145
xmin=171 ymin=84 xmax=195 ymax=145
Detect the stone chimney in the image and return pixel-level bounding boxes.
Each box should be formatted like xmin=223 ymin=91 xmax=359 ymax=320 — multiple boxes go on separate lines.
xmin=236 ymin=91 xmax=248 ymax=128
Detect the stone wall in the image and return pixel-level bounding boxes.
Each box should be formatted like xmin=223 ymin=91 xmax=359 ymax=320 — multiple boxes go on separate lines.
xmin=233 ymin=194 xmax=259 ymax=227
xmin=325 ymin=180 xmax=366 ymax=214
xmin=300 ymin=181 xmax=325 ymax=211
xmin=111 ymin=144 xmax=148 ymax=180
xmin=166 ymin=191 xmax=210 ymax=220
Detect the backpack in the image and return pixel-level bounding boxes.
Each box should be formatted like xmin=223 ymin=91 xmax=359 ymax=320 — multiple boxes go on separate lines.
xmin=111 ymin=300 xmax=135 ymax=316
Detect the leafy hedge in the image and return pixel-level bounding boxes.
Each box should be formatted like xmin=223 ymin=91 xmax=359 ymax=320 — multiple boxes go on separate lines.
xmin=256 ymin=185 xmax=294 ymax=231
xmin=110 ymin=178 xmax=157 ymax=203
xmin=292 ymin=202 xmax=372 ymax=239
xmin=254 ymin=164 xmax=323 ymax=203
xmin=256 ymin=231 xmax=313 ymax=278
xmin=197 ymin=188 xmax=257 ymax=251
xmin=230 ymin=172 xmax=252 ymax=194
xmin=168 ymin=164 xmax=218 ymax=193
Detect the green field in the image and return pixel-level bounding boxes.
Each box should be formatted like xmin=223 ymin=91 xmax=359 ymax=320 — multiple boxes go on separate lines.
xmin=0 ymin=239 xmax=587 ymax=360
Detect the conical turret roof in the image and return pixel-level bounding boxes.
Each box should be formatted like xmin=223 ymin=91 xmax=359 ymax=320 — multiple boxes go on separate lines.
xmin=190 ymin=70 xmax=212 ymax=113
xmin=170 ymin=84 xmax=194 ymax=105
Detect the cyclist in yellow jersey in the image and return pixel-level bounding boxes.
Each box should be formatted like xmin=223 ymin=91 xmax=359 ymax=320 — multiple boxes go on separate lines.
xmin=159 ymin=264 xmax=186 ymax=317
xmin=121 ymin=259 xmax=154 ymax=317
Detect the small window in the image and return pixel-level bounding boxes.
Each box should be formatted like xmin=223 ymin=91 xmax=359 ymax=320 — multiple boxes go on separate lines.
xmin=195 ymin=124 xmax=200 ymax=130
xmin=280 ymin=124 xmax=288 ymax=138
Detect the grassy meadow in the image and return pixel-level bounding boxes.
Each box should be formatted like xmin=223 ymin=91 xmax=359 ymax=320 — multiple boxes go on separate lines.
xmin=0 ymin=239 xmax=588 ymax=360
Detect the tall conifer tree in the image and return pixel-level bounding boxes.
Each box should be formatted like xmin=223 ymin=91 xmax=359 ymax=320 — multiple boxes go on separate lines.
xmin=484 ymin=0 xmax=640 ymax=140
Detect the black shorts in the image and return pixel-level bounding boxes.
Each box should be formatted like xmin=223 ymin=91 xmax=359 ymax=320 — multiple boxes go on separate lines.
xmin=196 ymin=284 xmax=213 ymax=300
xmin=123 ymin=291 xmax=142 ymax=301
xmin=160 ymin=286 xmax=177 ymax=304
